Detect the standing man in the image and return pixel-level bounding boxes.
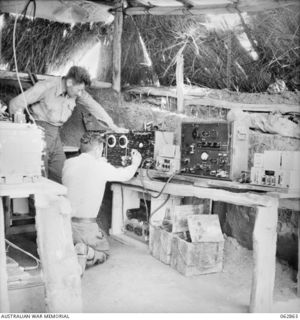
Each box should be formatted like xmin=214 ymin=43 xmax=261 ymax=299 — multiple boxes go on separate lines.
xmin=9 ymin=66 xmax=124 ymax=183
xmin=62 ymin=131 xmax=142 ymax=274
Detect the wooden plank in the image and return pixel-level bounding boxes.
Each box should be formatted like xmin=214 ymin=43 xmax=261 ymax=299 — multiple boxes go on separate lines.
xmin=142 ymin=169 xmax=291 ymax=192
xmin=176 ymin=0 xmax=195 ymax=7
xmin=125 ymin=0 xmax=299 ymax=15
xmin=176 ymin=53 xmax=184 ymax=113
xmin=34 ymin=193 xmax=82 ymax=312
xmin=124 ymin=176 xmax=278 ymax=207
xmin=250 ymin=201 xmax=278 ymax=312
xmin=298 ymin=213 xmax=300 ymax=297
xmin=126 ymin=86 xmax=300 ymax=114
xmin=0 ymin=197 xmax=10 ymax=312
xmin=187 ymin=214 xmax=224 ymax=243
xmin=173 ymin=204 xmax=204 ymax=233
xmin=5 ymin=224 xmax=36 ymax=236
xmin=0 ymin=71 xmax=112 ymax=90
xmin=278 ymin=198 xmax=300 ymax=211
xmin=112 ymin=2 xmax=123 ymax=93
xmin=185 ymin=97 xmax=300 ymax=113
xmin=0 ymin=177 xmax=67 ymax=198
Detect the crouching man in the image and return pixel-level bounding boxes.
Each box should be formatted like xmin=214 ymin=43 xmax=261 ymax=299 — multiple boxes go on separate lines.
xmin=62 ymin=131 xmax=142 ymax=274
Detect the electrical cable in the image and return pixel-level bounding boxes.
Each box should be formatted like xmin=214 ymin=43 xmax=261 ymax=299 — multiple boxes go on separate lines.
xmin=21 ymin=0 xmax=36 ymax=19
xmin=139 ymin=157 xmax=176 ymax=199
xmin=5 ymin=239 xmax=40 ymax=271
xmin=149 ymin=194 xmax=170 ymax=227
xmin=12 ymin=14 xmax=36 ymax=125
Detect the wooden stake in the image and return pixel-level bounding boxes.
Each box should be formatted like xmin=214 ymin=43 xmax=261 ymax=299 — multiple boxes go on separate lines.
xmin=176 ymin=53 xmax=184 ymax=113
xmin=226 ymin=33 xmax=232 ymax=90
xmin=250 ymin=201 xmax=278 ymax=312
xmin=125 ymin=1 xmax=299 ymax=16
xmin=112 ymin=2 xmax=123 ymax=93
xmin=0 ymin=198 xmax=10 ymax=312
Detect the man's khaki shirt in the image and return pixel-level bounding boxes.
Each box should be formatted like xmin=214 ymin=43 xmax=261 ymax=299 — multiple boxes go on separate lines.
xmin=9 ymin=77 xmax=117 ymax=129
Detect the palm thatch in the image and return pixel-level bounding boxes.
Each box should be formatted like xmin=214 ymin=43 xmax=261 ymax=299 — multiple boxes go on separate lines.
xmin=122 ymin=6 xmax=299 ymax=92
xmin=0 ymin=13 xmax=110 ymax=74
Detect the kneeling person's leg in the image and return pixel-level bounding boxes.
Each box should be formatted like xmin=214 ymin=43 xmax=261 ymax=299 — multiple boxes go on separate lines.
xmin=86 ymin=223 xmax=109 ymax=267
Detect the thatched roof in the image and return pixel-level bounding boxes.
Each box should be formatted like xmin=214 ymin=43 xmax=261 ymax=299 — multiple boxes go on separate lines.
xmin=0 ymin=14 xmax=110 ymax=74
xmin=0 ymin=0 xmax=298 ymax=24
xmin=1 ymin=0 xmax=299 ymax=93
xmin=121 ymin=6 xmax=300 ymax=92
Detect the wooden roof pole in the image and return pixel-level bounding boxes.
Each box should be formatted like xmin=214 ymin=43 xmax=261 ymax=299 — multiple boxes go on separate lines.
xmin=125 ymin=0 xmax=299 ymax=15
xmin=112 ymin=0 xmax=124 ymax=93
xmin=176 ymin=53 xmax=184 ymax=113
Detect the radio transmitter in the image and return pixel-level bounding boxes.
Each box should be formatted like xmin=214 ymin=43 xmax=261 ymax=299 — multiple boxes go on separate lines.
xmin=180 ymin=121 xmax=249 ymax=181
xmin=104 ymin=131 xmax=155 ymax=167
xmin=0 ymin=122 xmax=45 ymax=184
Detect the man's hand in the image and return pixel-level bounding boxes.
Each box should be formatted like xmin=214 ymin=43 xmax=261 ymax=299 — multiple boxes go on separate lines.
xmin=131 ymin=149 xmax=142 ymax=167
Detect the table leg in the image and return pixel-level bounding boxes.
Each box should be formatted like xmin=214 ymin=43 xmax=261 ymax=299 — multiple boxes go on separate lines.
xmin=111 ymin=184 xmax=140 ymax=236
xmin=297 ymin=212 xmax=300 ymax=297
xmin=0 ymin=197 xmax=10 ymax=312
xmin=34 ymin=193 xmax=82 ymax=312
xmin=250 ymin=201 xmax=278 ymax=312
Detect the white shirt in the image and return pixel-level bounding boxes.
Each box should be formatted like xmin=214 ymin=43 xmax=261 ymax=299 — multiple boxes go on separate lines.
xmin=62 ymin=153 xmax=138 ymax=218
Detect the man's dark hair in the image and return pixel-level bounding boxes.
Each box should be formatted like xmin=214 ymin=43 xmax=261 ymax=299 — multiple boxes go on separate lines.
xmin=66 ymin=66 xmax=91 ymax=86
xmin=80 ymin=131 xmax=105 ymax=153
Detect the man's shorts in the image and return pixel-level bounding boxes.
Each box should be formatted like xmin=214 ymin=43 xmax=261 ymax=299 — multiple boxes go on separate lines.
xmin=71 ymin=217 xmax=109 ymax=266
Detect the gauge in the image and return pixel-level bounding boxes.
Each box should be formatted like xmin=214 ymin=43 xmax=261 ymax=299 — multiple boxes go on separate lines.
xmin=200 ymin=152 xmax=209 ymax=161
xmin=107 ymin=135 xmax=116 ymax=148
xmin=119 ymin=135 xmax=128 ymax=149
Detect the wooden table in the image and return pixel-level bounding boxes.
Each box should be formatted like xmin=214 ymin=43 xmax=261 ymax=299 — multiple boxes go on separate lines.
xmin=0 ymin=177 xmax=82 ymax=313
xmin=110 ymin=171 xmax=300 ymax=313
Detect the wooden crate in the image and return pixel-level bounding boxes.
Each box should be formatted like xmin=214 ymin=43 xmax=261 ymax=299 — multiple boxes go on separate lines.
xmin=170 ymin=235 xmax=224 ymax=276
xmin=149 ymin=224 xmax=174 ymax=265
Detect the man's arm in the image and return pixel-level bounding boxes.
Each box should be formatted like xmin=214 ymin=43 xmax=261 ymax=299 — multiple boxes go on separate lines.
xmin=9 ymin=81 xmax=51 ymax=114
xmin=78 ymin=91 xmax=124 ymax=132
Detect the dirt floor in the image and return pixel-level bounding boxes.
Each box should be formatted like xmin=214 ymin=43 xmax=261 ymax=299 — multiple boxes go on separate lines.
xmin=6 ymin=231 xmax=299 ymax=313
xmin=80 ymin=235 xmax=299 ymax=313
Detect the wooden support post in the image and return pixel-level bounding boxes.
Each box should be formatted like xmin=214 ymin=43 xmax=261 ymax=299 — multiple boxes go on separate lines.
xmin=112 ymin=1 xmax=123 ymax=93
xmin=297 ymin=212 xmax=300 ymax=297
xmin=110 ymin=184 xmax=140 ymax=236
xmin=176 ymin=53 xmax=184 ymax=113
xmin=0 ymin=14 xmax=2 ymax=64
xmin=226 ymin=33 xmax=232 ymax=90
xmin=34 ymin=194 xmax=82 ymax=313
xmin=0 ymin=198 xmax=10 ymax=312
xmin=250 ymin=201 xmax=278 ymax=313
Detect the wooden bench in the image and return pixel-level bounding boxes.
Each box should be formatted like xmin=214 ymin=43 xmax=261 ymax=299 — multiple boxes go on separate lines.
xmin=110 ymin=171 xmax=300 ymax=313
xmin=0 ymin=177 xmax=82 ymax=313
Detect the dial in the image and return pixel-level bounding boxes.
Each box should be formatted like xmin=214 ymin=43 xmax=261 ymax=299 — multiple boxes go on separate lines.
xmin=192 ymin=128 xmax=199 ymax=139
xmin=200 ymin=152 xmax=209 ymax=161
xmin=107 ymin=135 xmax=116 ymax=148
xmin=119 ymin=135 xmax=128 ymax=148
